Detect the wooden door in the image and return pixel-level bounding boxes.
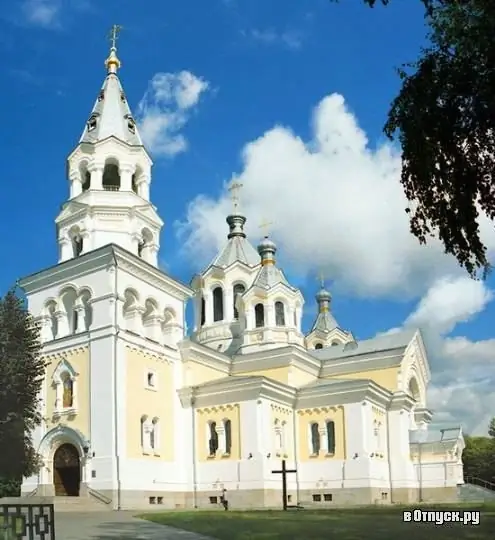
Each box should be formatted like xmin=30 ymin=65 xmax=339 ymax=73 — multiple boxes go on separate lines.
xmin=53 ymin=466 xmax=67 ymax=496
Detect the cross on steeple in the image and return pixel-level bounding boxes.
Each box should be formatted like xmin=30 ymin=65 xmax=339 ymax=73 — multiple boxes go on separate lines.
xmin=318 ymin=270 xmax=326 ymax=289
xmin=228 ymin=181 xmax=243 ymax=213
xmin=259 ymin=218 xmax=273 ymax=238
xmin=109 ymin=24 xmax=122 ymax=50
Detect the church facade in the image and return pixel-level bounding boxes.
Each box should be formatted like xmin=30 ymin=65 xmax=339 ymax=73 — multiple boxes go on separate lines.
xmin=19 ymin=40 xmax=465 ymax=510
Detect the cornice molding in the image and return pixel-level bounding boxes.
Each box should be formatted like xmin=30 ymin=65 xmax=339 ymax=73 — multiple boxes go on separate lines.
xmin=42 ymin=345 xmax=89 ymax=362
xmin=388 ymin=391 xmax=416 ymax=412
xmin=118 ymin=330 xmax=179 ymax=359
xmin=124 ymin=343 xmax=174 ymax=364
xmin=320 ymin=350 xmax=405 ymax=377
xmin=19 ymin=245 xmax=115 ymax=294
xmin=232 ymin=344 xmax=320 ymax=376
xmin=179 ymin=339 xmax=231 ymax=373
xmin=113 ymin=246 xmax=192 ymax=300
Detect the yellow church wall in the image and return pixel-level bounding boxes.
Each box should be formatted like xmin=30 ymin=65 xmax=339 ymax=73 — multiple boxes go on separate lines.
xmin=289 ymin=367 xmax=316 ymax=387
xmin=44 ymin=347 xmax=90 ymax=437
xmin=185 ymin=361 xmax=227 ymax=386
xmin=297 ymin=406 xmax=346 ymax=462
xmin=125 ymin=347 xmax=174 ymax=461
xmin=236 ymin=367 xmax=290 ymax=384
xmin=328 ymin=367 xmax=399 ymax=392
xmin=195 ymin=404 xmax=241 ymax=462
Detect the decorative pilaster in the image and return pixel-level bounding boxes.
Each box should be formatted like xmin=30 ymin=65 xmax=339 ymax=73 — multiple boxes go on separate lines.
xmin=225 ymin=288 xmax=234 ymax=321
xmin=59 ymin=236 xmax=72 ymax=262
xmin=266 ymin=304 xmax=275 ymax=327
xmin=144 ymin=315 xmax=164 ymax=342
xmin=204 ymin=291 xmax=213 ymax=325
xmin=119 ymin=162 xmax=136 ymax=191
xmin=124 ymin=306 xmax=145 ymax=334
xmin=69 ymin=171 xmax=82 ymax=198
xmin=136 ymin=175 xmax=150 ymax=200
xmin=74 ymin=304 xmax=87 ymax=333
xmin=38 ymin=315 xmax=54 ymax=342
xmin=54 ymin=310 xmax=69 ymax=338
xmin=88 ymin=161 xmax=104 ymax=190
xmin=217 ymin=426 xmax=226 ymax=455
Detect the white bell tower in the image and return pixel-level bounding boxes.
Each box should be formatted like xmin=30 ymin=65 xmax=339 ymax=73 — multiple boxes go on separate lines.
xmin=56 ymin=27 xmax=162 ymax=267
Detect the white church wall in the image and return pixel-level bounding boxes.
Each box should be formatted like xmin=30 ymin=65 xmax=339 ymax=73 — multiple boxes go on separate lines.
xmin=87 ymin=332 xmax=118 ymax=492
xmin=388 ymin=410 xmax=416 ymax=487
xmin=116 ymin=266 xmax=185 ymax=346
xmin=119 ymin=460 xmax=186 ymax=492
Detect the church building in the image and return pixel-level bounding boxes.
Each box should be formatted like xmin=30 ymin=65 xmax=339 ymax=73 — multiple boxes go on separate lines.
xmin=19 ymin=36 xmax=465 ymax=510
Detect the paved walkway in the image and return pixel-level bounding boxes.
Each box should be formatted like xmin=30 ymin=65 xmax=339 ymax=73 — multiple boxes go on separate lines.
xmin=55 ymin=511 xmax=214 ymax=540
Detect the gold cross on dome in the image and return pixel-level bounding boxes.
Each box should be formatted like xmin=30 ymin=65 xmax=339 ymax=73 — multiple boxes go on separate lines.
xmin=228 ymin=181 xmax=243 ymax=212
xmin=109 ymin=24 xmax=123 ymax=49
xmin=259 ymin=218 xmax=273 ymax=237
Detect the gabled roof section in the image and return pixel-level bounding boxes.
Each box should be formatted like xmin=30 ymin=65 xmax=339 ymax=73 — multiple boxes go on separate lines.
xmin=79 ymin=73 xmax=143 ymax=146
xmin=201 ymin=213 xmax=260 ymax=275
xmin=312 ymin=328 xmax=417 ymax=362
xmin=210 ymin=235 xmax=260 ymax=269
xmin=310 ymin=311 xmax=339 ymax=334
xmin=251 ymin=263 xmax=292 ymax=290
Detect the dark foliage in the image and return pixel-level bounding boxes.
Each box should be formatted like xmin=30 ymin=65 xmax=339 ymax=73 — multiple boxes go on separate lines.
xmin=0 ymin=289 xmax=46 ymax=495
xmin=462 ymin=418 xmax=495 ymax=483
xmin=335 ymin=0 xmax=495 ymax=276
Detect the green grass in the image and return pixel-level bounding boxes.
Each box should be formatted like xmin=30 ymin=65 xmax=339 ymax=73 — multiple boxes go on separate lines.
xmin=141 ymin=505 xmax=495 ymax=540
xmin=0 ymin=516 xmax=23 ymax=540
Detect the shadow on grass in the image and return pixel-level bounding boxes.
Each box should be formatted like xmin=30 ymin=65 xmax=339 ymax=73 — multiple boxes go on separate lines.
xmin=141 ymin=506 xmax=495 ymax=540
xmin=55 ymin=515 xmax=212 ymax=539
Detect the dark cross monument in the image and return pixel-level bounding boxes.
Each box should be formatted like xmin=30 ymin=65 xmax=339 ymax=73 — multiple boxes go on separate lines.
xmin=272 ymin=459 xmax=297 ymax=510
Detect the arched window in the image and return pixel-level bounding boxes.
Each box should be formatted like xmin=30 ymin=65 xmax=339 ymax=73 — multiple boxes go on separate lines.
xmin=331 ymin=341 xmax=340 ymax=347
xmin=213 ymin=287 xmax=224 ymax=322
xmin=275 ymin=301 xmax=285 ymax=326
xmin=315 ymin=343 xmax=323 ymax=350
xmin=208 ymin=421 xmax=219 ymax=456
xmin=200 ymin=296 xmax=206 ymax=326
xmin=61 ymin=373 xmax=73 ymax=408
xmin=81 ymin=169 xmax=91 ymax=191
xmin=326 ymin=420 xmax=336 ymax=455
xmin=255 ymin=303 xmax=265 ymax=328
xmin=102 ymin=160 xmax=121 ymax=190
xmin=151 ymin=418 xmax=159 ymax=450
xmin=310 ymin=422 xmax=320 ymax=455
xmin=233 ymin=284 xmax=246 ymax=319
xmin=139 ymin=228 xmax=154 ymax=261
xmin=140 ymin=415 xmax=148 ymax=449
xmin=132 ymin=173 xmax=138 ymax=194
xmin=61 ymin=287 xmax=77 ymax=335
xmin=224 ymin=419 xmax=232 ymax=455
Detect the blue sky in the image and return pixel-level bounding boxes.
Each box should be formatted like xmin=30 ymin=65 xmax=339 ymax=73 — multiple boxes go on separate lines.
xmin=1 ymin=0 xmax=494 ymax=433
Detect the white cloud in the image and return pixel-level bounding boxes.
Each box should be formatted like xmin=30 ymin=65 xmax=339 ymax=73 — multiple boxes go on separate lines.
xmin=137 ymin=71 xmax=209 ymax=157
xmin=404 ymin=276 xmax=493 ymax=336
xmin=178 ymin=93 xmax=495 ymax=298
xmin=248 ymin=29 xmax=302 ymax=50
xmin=22 ymin=0 xmax=60 ymax=27
xmin=397 ymin=276 xmax=495 ymax=434
xmin=177 ymin=92 xmax=495 ymax=434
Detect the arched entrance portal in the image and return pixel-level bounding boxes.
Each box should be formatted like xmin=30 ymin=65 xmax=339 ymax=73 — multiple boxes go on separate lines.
xmin=53 ymin=443 xmax=81 ymax=496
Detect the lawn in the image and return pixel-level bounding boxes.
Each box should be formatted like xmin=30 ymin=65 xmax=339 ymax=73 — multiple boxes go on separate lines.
xmin=141 ymin=505 xmax=495 ymax=540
